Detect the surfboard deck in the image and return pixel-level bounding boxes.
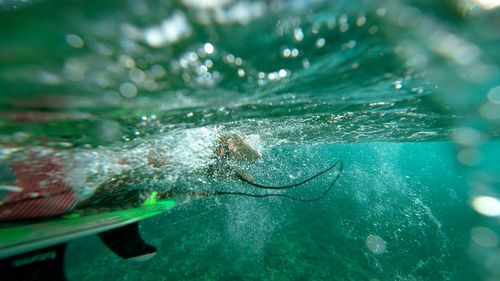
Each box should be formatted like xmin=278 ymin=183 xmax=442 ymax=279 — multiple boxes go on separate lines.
xmin=0 ymin=199 xmax=175 ymax=259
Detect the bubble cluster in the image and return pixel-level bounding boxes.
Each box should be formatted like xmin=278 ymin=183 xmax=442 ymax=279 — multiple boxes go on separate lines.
xmin=365 ymin=234 xmax=387 ymax=254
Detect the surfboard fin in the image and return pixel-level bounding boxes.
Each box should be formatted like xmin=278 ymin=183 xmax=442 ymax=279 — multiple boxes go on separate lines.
xmin=98 ymin=222 xmax=157 ymax=261
xmin=0 ymin=243 xmax=67 ymax=281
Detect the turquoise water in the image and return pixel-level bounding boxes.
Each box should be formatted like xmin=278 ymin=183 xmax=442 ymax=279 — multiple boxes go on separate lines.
xmin=64 ymin=141 xmax=479 ymax=280
xmin=1 ymin=0 xmax=500 ymax=280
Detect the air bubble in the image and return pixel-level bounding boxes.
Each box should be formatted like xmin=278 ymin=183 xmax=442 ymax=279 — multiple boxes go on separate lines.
xmin=356 ymin=16 xmax=366 ymax=27
xmin=366 ymin=234 xmax=387 ymax=254
xmin=293 ymin=27 xmax=304 ymax=41
xmin=65 ymin=34 xmax=84 ymax=48
xmin=472 ymin=196 xmax=500 ymax=217
xmin=282 ymin=48 xmax=291 ymax=57
xmin=316 ymin=38 xmax=326 ymax=48
xmin=120 ymin=82 xmax=138 ymax=98
xmin=204 ymin=43 xmax=214 ymax=54
xmin=471 ymin=227 xmax=499 ymax=248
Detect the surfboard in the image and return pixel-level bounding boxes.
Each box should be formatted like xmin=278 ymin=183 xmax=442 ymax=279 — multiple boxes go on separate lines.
xmin=0 ymin=198 xmax=175 ymax=260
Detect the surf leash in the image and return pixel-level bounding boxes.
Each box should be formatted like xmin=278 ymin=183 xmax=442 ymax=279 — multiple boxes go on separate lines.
xmin=212 ymin=161 xmax=343 ymax=202
xmin=235 ymin=160 xmax=342 ymax=190
xmin=169 ymin=161 xmax=343 ymax=202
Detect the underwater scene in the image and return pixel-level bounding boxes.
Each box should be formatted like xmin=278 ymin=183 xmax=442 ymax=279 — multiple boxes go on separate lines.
xmin=0 ymin=0 xmax=499 ymax=280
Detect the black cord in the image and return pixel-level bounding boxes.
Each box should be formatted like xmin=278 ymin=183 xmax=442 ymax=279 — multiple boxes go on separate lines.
xmin=208 ymin=161 xmax=344 ymax=202
xmin=235 ymin=160 xmax=342 ymax=190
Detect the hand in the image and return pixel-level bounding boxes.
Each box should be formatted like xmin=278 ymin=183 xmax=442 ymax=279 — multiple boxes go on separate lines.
xmin=235 ymin=169 xmax=255 ymax=182
xmin=219 ymin=135 xmax=261 ymax=162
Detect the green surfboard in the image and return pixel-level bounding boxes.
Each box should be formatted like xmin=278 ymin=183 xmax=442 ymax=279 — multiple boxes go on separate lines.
xmin=0 ymin=198 xmax=175 ymax=259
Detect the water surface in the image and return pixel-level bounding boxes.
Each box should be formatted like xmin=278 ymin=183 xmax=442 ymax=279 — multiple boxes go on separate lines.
xmin=1 ymin=0 xmax=499 ymax=280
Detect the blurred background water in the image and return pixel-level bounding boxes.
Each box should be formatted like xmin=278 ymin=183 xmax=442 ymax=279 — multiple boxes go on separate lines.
xmin=0 ymin=0 xmax=499 ymax=280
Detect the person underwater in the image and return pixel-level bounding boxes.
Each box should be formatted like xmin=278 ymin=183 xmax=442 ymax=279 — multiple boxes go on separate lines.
xmin=0 ymin=134 xmax=261 ymax=221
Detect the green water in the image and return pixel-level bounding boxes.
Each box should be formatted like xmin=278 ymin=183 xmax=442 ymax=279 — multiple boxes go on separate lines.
xmin=1 ymin=0 xmax=500 ymax=280
xmin=62 ymin=141 xmax=474 ymax=280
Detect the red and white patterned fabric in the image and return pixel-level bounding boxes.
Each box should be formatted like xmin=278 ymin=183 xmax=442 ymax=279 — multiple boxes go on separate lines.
xmin=0 ymin=154 xmax=77 ymax=221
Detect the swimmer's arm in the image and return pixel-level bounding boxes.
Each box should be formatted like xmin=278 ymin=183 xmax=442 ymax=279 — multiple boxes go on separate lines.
xmin=147 ymin=149 xmax=171 ymax=168
xmin=115 ymin=148 xmax=171 ymax=169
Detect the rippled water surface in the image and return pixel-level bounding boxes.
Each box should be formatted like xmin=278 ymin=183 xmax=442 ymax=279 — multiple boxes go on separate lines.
xmin=1 ymin=0 xmax=500 ymax=280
